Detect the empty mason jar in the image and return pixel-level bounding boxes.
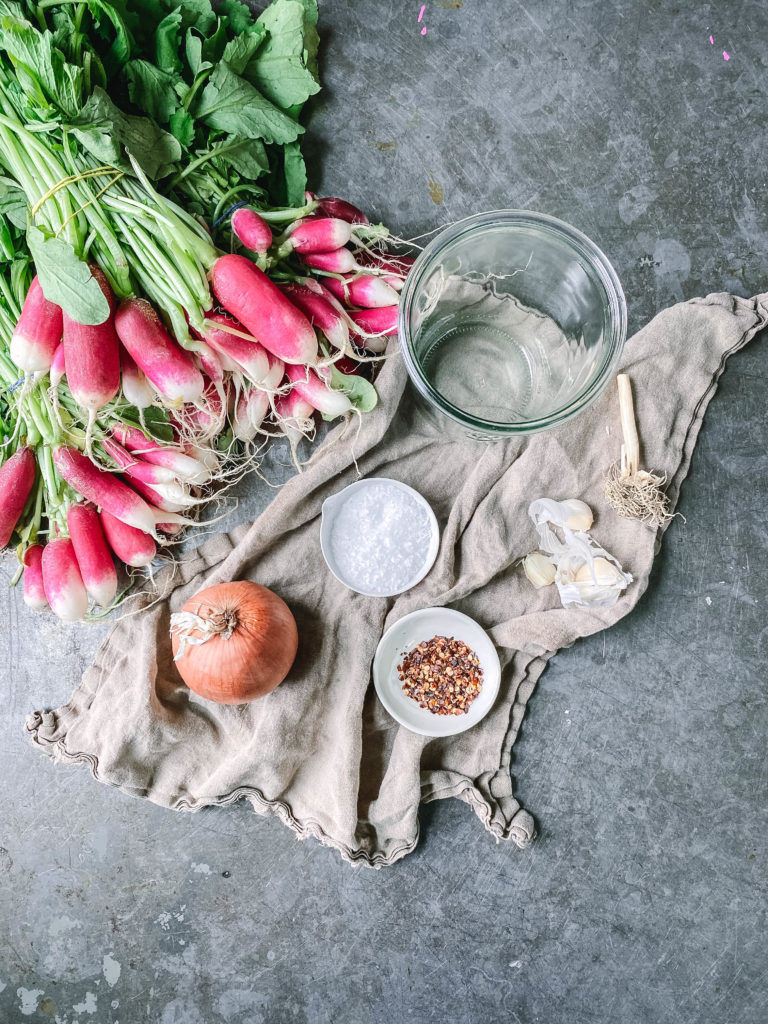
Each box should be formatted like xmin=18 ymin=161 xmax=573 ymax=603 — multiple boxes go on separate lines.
xmin=397 ymin=210 xmax=627 ymax=438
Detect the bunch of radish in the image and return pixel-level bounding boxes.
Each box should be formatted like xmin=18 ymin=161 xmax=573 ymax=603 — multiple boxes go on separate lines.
xmin=231 ymin=192 xmax=411 ymax=358
xmin=0 ymin=192 xmax=412 ymax=623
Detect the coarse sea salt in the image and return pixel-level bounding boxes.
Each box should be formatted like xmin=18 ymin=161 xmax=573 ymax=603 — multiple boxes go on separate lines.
xmin=329 ymin=481 xmax=434 ymax=595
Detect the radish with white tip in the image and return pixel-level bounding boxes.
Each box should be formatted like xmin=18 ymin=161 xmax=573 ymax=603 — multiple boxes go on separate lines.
xmin=285 ymin=364 xmax=354 ymax=418
xmin=42 ymin=538 xmax=89 ymax=622
xmin=100 ymin=510 xmax=157 ymax=568
xmin=115 ymin=298 xmax=205 ymax=404
xmin=112 ymin=425 xmax=212 ymax=486
xmin=67 ymin=503 xmax=118 ymax=608
xmin=62 ymin=266 xmax=121 ymax=416
xmin=10 ymin=276 xmax=63 ymax=373
xmin=210 ymin=255 xmax=318 ymax=366
xmin=22 ymin=544 xmax=47 ymax=611
xmin=0 ymin=446 xmax=36 ymax=549
xmin=53 ymin=446 xmax=187 ymax=536
xmin=231 ymin=207 xmax=273 ymax=253
xmin=120 ymin=345 xmax=155 ymax=408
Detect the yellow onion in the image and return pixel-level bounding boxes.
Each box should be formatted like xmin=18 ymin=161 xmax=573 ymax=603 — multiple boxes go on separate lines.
xmin=170 ymin=581 xmax=298 ymax=704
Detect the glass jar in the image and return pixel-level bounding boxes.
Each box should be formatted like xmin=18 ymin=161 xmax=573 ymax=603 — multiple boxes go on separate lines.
xmin=397 ymin=210 xmax=627 ymax=438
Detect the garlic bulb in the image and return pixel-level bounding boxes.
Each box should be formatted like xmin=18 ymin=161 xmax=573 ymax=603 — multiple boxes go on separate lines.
xmin=527 ymin=497 xmax=633 ymax=608
xmin=523 ymin=552 xmax=557 ymax=588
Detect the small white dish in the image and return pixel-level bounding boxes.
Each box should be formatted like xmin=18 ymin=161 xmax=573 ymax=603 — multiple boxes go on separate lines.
xmin=320 ymin=477 xmax=440 ymax=597
xmin=372 ymin=608 xmax=501 ymax=737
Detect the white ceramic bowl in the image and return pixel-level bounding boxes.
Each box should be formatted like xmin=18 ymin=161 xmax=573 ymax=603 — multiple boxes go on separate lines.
xmin=372 ymin=608 xmax=501 ymax=737
xmin=320 ymin=478 xmax=440 ymax=597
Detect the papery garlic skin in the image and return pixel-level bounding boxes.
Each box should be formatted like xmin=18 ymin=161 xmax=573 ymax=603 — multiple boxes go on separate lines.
xmin=523 ymin=552 xmax=557 ymax=588
xmin=527 ymin=497 xmax=633 ymax=608
xmin=556 ymin=552 xmax=632 ymax=608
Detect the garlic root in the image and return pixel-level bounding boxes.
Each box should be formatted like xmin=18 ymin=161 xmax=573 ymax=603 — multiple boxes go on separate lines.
xmin=605 ymin=374 xmax=673 ymax=527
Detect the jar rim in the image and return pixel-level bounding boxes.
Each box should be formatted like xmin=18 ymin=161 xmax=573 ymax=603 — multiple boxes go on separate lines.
xmin=397 ymin=209 xmax=628 ymax=436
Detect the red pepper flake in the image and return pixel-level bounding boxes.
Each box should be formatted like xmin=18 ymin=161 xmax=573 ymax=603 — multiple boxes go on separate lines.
xmin=398 ymin=635 xmax=483 ymax=716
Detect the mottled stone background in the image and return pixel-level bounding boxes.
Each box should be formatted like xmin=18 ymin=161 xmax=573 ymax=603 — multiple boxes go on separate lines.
xmin=2 ymin=2 xmax=767 ymax=1022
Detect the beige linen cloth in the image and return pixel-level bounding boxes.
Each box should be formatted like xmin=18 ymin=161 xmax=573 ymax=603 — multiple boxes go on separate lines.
xmin=27 ymin=291 xmax=768 ymax=866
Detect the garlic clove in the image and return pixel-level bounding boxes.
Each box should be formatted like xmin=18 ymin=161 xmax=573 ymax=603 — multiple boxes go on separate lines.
xmin=523 ymin=551 xmax=557 ymax=588
xmin=573 ymin=557 xmax=625 ymax=586
xmin=563 ymin=498 xmax=594 ymax=532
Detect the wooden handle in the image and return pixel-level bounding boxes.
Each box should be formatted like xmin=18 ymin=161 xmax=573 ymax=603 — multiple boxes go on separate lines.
xmin=617 ymin=374 xmax=640 ymax=477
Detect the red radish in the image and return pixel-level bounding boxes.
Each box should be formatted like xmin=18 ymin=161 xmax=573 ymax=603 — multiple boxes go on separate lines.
xmin=203 ymin=312 xmax=271 ymax=384
xmin=322 ymin=274 xmax=400 ymax=309
xmin=180 ymin=381 xmax=229 ymax=434
xmin=315 ymin=279 xmax=351 ymax=312
xmin=50 ymin=343 xmax=66 ymax=387
xmin=299 ymin=249 xmax=359 ymax=274
xmin=320 ymin=276 xmax=350 ymax=305
xmin=112 ymin=425 xmax=211 ymax=485
xmin=115 ymin=298 xmax=204 ymax=403
xmin=113 ymin=422 xmax=182 ymax=452
xmin=278 ymin=283 xmax=349 ymax=352
xmin=120 ymin=345 xmax=155 ymax=408
xmin=165 ymin=483 xmax=199 ymax=509
xmin=353 ymin=275 xmax=400 ymax=307
xmin=306 ymin=193 xmax=368 ymax=225
xmin=100 ymin=510 xmax=156 ymax=568
xmin=101 ymin=436 xmax=137 ymax=471
xmin=67 ymin=503 xmax=117 ymax=608
xmin=352 ymin=258 xmax=411 ymax=292
xmin=129 ymin=476 xmax=193 ymax=510
xmin=10 ymin=276 xmax=63 ymax=373
xmin=191 ymin=313 xmax=240 ymax=372
xmin=275 ymin=390 xmax=314 ymax=430
xmin=263 ymin=352 xmax=286 ymax=391
xmin=210 ymin=255 xmax=318 ymax=365
xmin=62 ymin=266 xmax=120 ymax=412
xmin=102 ymin=443 xmax=200 ymax=508
xmin=0 ymin=446 xmax=36 ymax=548
xmin=102 ymin=438 xmax=180 ymax=486
xmin=53 ymin=445 xmax=185 ymax=535
xmin=195 ymin=341 xmax=224 ymax=384
xmin=275 ymin=390 xmax=314 ymax=467
xmin=157 ymin=522 xmax=184 ymax=536
xmin=349 ymin=305 xmax=399 ymax=333
xmin=285 ymin=364 xmax=354 ymax=418
xmin=320 ymin=276 xmax=349 ymax=305
xmin=234 ymin=387 xmax=270 ymax=442
xmin=230 ymin=353 xmax=285 ymax=440
xmin=288 ymin=217 xmax=353 ymax=254
xmin=22 ymin=544 xmax=47 ymax=610
xmin=348 ymin=306 xmax=399 ymax=353
xmin=126 ymin=475 xmax=188 ymax=514
xmin=183 ymin=443 xmax=220 ymax=476
xmin=232 ymin=207 xmax=273 ymax=252
xmin=42 ymin=538 xmax=88 ymax=621
xmin=314 ymin=280 xmax=364 ymax=332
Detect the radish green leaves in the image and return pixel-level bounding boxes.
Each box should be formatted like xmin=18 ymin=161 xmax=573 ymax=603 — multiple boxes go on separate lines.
xmin=0 ymin=0 xmax=320 ymax=220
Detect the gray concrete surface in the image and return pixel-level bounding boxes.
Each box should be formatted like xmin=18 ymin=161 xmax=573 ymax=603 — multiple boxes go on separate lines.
xmin=2 ymin=1 xmax=767 ymax=1022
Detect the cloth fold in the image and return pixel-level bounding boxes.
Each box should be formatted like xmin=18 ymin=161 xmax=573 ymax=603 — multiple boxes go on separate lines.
xmin=27 ymin=291 xmax=768 ymax=866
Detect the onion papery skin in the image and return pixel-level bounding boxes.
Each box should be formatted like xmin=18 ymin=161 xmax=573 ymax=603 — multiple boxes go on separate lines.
xmin=171 ymin=581 xmax=298 ymax=704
